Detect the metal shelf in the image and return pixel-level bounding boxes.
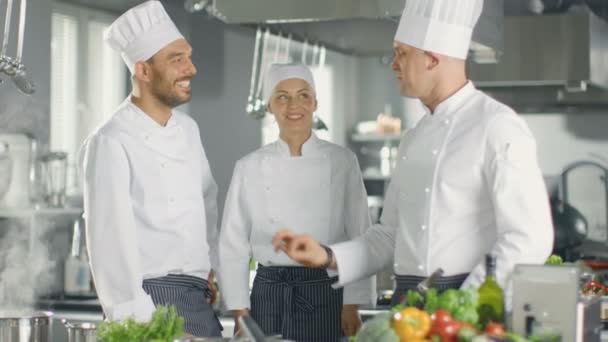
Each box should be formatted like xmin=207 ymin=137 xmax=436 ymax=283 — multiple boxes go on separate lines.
xmin=351 ymin=133 xmax=403 ymax=143
xmin=0 ymin=207 xmax=83 ymax=218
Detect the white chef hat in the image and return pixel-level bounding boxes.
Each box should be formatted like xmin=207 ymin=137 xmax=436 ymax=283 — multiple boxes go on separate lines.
xmin=263 ymin=63 xmax=316 ymax=103
xmin=395 ymin=0 xmax=484 ymax=60
xmin=104 ymin=0 xmax=184 ymax=73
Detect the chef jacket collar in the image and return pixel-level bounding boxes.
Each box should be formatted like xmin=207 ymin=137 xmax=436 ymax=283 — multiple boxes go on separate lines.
xmin=125 ymin=97 xmax=181 ymax=137
xmin=276 ymin=132 xmax=320 ymax=157
xmin=422 ymin=81 xmax=476 ymax=120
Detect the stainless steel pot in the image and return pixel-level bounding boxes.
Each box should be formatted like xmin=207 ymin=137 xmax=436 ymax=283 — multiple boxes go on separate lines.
xmin=0 ymin=311 xmax=52 ymax=342
xmin=62 ymin=319 xmax=99 ymax=342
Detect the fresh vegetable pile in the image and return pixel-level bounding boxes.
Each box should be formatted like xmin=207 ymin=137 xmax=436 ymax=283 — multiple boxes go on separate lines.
xmin=354 ymin=289 xmax=526 ymax=342
xmin=97 ymin=305 xmax=185 ymax=342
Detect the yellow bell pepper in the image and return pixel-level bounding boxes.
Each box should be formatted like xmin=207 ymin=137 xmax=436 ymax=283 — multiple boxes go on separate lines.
xmin=392 ymin=307 xmax=432 ymax=341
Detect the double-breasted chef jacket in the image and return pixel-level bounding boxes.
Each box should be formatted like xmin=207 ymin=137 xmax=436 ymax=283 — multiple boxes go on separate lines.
xmin=80 ymin=98 xmax=219 ymax=321
xmin=218 ymin=133 xmax=375 ymax=310
xmin=331 ymin=82 xmax=554 ymax=294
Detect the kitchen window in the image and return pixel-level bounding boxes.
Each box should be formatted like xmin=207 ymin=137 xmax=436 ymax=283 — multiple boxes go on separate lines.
xmin=50 ymin=2 xmax=127 ymax=193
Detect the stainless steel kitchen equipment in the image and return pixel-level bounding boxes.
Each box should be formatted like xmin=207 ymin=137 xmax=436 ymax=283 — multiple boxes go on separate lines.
xmin=0 ymin=133 xmax=34 ymax=209
xmin=0 ymin=311 xmax=52 ymax=342
xmin=469 ymin=5 xmax=608 ymax=111
xmin=192 ymin=0 xmax=504 ymax=59
xmin=585 ymin=0 xmax=608 ymax=21
xmin=0 ymin=141 xmax=12 ymax=202
xmin=469 ymin=5 xmax=608 ymax=89
xmin=237 ymin=315 xmax=288 ymax=342
xmin=548 ymin=161 xmax=606 ymax=261
xmin=64 ymin=215 xmax=93 ymax=296
xmin=561 ymin=161 xmax=608 ymax=241
xmin=512 ymin=264 xmax=602 ymax=341
xmin=0 ymin=0 xmax=35 ymax=94
xmin=39 ymin=151 xmax=68 ymax=208
xmin=246 ymin=27 xmax=268 ymax=120
xmin=61 ymin=319 xmax=98 ymax=342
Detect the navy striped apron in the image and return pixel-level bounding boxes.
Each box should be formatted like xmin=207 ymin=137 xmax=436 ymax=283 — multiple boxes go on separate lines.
xmin=390 ymin=273 xmax=469 ymax=306
xmin=142 ymin=274 xmax=223 ymax=338
xmin=250 ymin=265 xmax=343 ymax=342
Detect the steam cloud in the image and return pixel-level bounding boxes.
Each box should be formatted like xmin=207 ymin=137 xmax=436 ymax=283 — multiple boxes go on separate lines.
xmin=0 ymin=219 xmax=56 ymax=315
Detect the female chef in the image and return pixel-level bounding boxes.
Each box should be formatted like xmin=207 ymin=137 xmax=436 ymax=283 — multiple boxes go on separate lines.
xmin=218 ymin=63 xmax=374 ymax=341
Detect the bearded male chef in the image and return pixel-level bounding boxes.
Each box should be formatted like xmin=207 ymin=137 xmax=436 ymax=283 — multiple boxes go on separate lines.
xmin=79 ymin=1 xmax=222 ymax=337
xmin=273 ymin=0 xmax=554 ymax=305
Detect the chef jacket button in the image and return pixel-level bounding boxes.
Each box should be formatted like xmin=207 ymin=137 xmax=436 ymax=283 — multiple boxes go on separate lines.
xmin=144 ymin=135 xmax=149 ymax=140
xmin=394 ymin=263 xmax=399 ymax=268
xmin=444 ymin=119 xmax=451 ymax=125
xmin=424 ymin=187 xmax=430 ymax=193
xmin=265 ymin=186 xmax=270 ymax=191
xmin=169 ymin=197 xmax=175 ymax=203
xmin=432 ymin=149 xmax=438 ymax=156
xmin=401 ymin=155 xmax=407 ymax=161
xmin=160 ymin=162 xmax=166 ymax=168
xmin=269 ymin=217 xmax=275 ymax=224
xmin=421 ymin=225 xmax=427 ymax=231
xmin=418 ymin=264 xmax=424 ymax=271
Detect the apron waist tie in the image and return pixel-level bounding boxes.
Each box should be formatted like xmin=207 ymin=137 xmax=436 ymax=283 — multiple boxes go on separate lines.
xmin=256 ymin=265 xmax=336 ymax=314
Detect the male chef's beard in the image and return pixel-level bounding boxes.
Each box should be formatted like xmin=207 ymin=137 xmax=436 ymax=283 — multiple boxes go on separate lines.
xmin=150 ymin=76 xmax=191 ymax=108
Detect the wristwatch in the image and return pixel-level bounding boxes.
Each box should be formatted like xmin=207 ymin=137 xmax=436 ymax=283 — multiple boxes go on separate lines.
xmin=320 ymin=244 xmax=334 ymax=269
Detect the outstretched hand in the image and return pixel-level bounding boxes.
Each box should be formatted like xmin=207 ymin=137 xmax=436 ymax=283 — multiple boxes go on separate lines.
xmin=272 ymin=229 xmax=328 ymax=268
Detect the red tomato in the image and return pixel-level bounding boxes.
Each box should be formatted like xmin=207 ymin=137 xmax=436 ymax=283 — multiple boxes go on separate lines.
xmin=432 ymin=310 xmax=453 ymax=324
xmin=429 ymin=320 xmax=462 ymax=342
xmin=484 ymin=322 xmax=506 ymax=337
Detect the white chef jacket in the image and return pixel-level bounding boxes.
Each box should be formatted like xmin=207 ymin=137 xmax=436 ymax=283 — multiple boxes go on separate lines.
xmin=79 ymin=98 xmax=219 ymax=322
xmin=331 ymin=82 xmax=553 ymax=295
xmin=218 ymin=133 xmax=375 ymax=310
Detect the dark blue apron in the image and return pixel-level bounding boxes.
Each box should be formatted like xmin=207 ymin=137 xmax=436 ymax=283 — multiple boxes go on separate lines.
xmin=250 ymin=265 xmax=343 ymax=342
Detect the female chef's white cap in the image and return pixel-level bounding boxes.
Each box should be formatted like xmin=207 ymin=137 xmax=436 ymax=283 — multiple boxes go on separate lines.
xmin=104 ymin=1 xmax=184 ymax=74
xmin=263 ymin=63 xmax=316 ymax=103
xmin=394 ymin=0 xmax=483 ymax=60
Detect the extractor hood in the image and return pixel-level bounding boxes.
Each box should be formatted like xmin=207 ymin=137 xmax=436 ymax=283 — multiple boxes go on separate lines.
xmin=467 ymin=6 xmax=608 ymax=90
xmin=466 ymin=5 xmax=608 ymax=110
xmin=203 ymin=0 xmax=504 ymax=59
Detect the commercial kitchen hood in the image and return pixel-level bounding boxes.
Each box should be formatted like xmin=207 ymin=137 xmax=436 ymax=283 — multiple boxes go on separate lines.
xmin=204 ymin=0 xmax=504 ymax=60
xmin=195 ymin=0 xmax=608 ymax=110
xmin=467 ymin=6 xmax=608 ymax=90
xmin=467 ymin=5 xmax=608 ymax=110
